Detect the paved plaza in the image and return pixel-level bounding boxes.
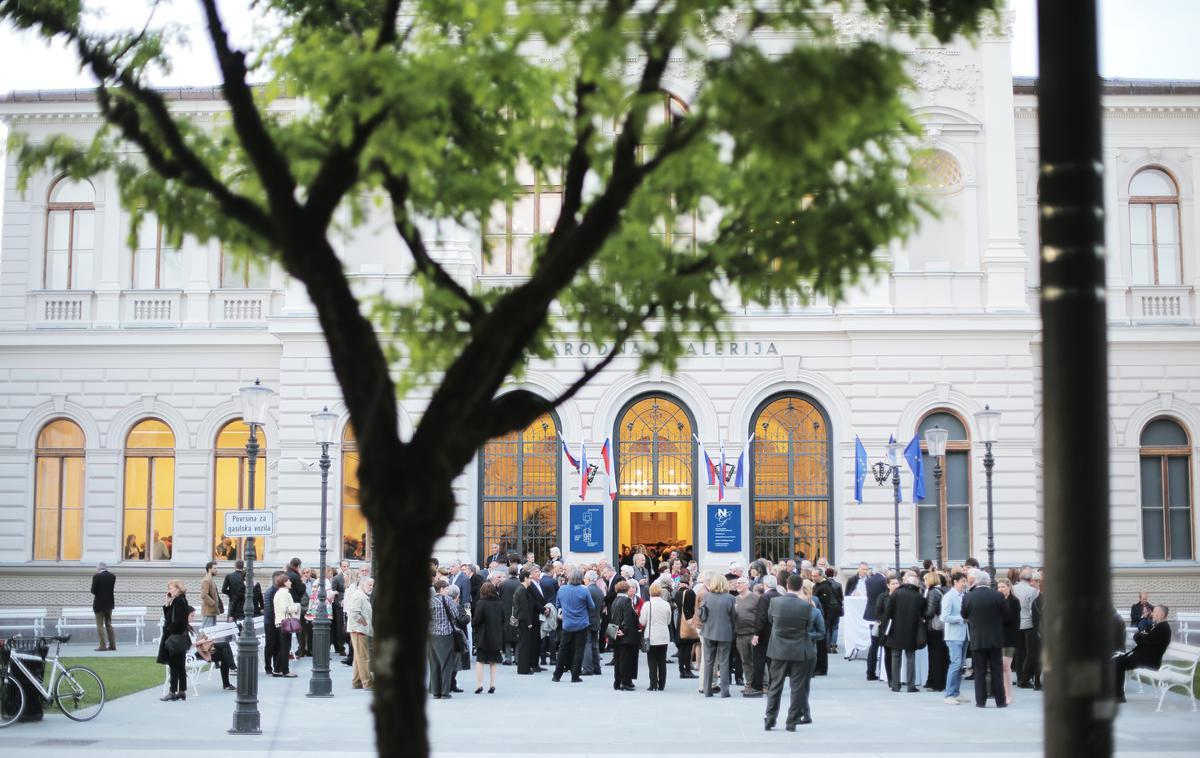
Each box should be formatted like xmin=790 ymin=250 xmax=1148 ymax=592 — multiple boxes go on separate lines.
xmin=0 ymin=641 xmax=1197 ymax=757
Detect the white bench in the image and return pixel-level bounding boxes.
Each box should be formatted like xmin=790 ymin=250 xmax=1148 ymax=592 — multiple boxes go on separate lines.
xmin=0 ymin=608 xmax=47 ymax=637
xmin=1131 ymin=642 xmax=1200 ymax=712
xmin=57 ymin=606 xmax=148 ymax=645
xmin=1177 ymin=612 xmax=1200 ymax=645
xmin=158 ymin=623 xmax=242 ymax=697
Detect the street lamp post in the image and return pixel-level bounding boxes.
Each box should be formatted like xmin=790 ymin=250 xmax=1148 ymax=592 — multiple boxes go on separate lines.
xmin=924 ymin=425 xmax=949 ymax=568
xmin=975 ymin=405 xmax=1001 ymax=578
xmin=230 ymin=379 xmax=272 ymax=735
xmin=308 ymin=407 xmax=338 ymax=698
xmin=888 ymin=438 xmax=903 ymax=574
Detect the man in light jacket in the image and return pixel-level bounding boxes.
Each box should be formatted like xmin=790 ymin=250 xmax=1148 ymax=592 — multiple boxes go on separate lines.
xmin=346 ymin=577 xmax=374 ymax=689
xmin=200 ymin=561 xmax=224 ymax=628
xmin=698 ymin=573 xmax=736 ymax=698
xmin=940 ymin=571 xmax=969 ymax=705
xmin=764 ymin=574 xmax=824 ymax=730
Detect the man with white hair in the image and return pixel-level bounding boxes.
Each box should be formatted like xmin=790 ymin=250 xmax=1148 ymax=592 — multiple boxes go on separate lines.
xmin=961 ymin=569 xmax=1007 ymax=708
xmin=581 ymin=570 xmax=605 ymax=675
xmin=632 ymin=552 xmax=651 ymax=600
xmin=1012 ymin=567 xmax=1039 ymax=688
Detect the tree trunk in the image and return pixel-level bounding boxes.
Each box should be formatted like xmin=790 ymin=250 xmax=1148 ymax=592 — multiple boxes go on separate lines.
xmin=363 ymin=467 xmax=457 ymax=757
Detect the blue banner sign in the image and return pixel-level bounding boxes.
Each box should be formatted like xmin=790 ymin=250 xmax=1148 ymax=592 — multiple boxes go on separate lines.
xmin=707 ymin=503 xmax=742 ymax=553
xmin=570 ymin=503 xmax=604 ymax=553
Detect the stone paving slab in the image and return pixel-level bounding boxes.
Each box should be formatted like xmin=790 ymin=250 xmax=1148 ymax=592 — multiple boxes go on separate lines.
xmin=0 ymin=646 xmax=1196 ymax=757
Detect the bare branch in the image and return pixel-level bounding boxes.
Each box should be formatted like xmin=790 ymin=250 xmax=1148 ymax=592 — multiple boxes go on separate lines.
xmin=198 ymin=0 xmax=299 ymax=218
xmin=380 ymin=168 xmax=485 ymax=325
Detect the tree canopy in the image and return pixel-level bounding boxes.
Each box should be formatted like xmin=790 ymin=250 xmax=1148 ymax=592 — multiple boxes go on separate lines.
xmin=2 ymin=0 xmax=999 ymax=753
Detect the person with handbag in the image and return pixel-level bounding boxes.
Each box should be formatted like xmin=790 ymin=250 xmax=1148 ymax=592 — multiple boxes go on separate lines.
xmin=445 ymin=584 xmax=470 ymax=693
xmin=156 ymin=579 xmax=191 ymax=701
xmin=674 ymin=573 xmax=699 ymax=679
xmin=638 ymin=582 xmax=672 ymax=691
xmin=608 ymin=580 xmax=640 ymax=691
xmin=272 ymin=574 xmax=301 ymax=678
xmin=429 ymin=579 xmax=469 ymax=699
xmin=188 ymin=607 xmax=236 ymax=691
xmin=922 ymin=571 xmax=948 ymax=691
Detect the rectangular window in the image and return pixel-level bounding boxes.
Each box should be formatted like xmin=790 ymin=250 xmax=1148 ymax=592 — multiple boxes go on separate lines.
xmin=221 ymin=249 xmax=270 ymax=289
xmin=1140 ymin=456 xmax=1166 ymax=560
xmin=1156 ymin=205 xmax=1180 ymax=285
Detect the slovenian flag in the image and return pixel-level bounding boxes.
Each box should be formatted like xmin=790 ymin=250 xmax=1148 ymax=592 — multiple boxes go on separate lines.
xmin=601 ymin=437 xmax=616 ymax=501
xmin=696 ymin=435 xmax=720 ymax=498
xmin=733 ymin=433 xmax=753 ymax=488
xmin=579 ymin=440 xmax=588 ymax=499
xmin=559 ymin=433 xmax=580 ymax=471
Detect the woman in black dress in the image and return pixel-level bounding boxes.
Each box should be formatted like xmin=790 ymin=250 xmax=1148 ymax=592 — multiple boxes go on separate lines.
xmin=156 ymin=579 xmax=191 ymax=701
xmin=998 ymin=577 xmax=1021 ymax=705
xmin=472 ymin=581 xmax=505 ymax=693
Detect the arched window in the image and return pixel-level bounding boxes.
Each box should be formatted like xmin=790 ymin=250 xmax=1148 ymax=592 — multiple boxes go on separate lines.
xmin=213 ymin=420 xmax=268 ymax=560
xmin=751 ymin=395 xmax=831 ymax=562
xmin=122 ymin=419 xmax=175 ymax=561
xmin=616 ymin=395 xmax=695 ymax=555
xmin=1140 ymin=418 xmax=1193 ymax=561
xmin=131 ymin=214 xmax=182 ymax=289
xmin=33 ymin=419 xmax=85 ymax=560
xmin=917 ymin=411 xmax=971 ymax=563
xmin=341 ymin=424 xmax=371 ymax=561
xmin=908 ymin=149 xmax=964 ymax=193
xmin=44 ymin=178 xmax=96 ymax=290
xmin=479 ymin=411 xmax=560 ymax=563
xmin=484 ymin=163 xmax=561 ymax=276
xmin=1130 ymin=168 xmax=1182 ymax=285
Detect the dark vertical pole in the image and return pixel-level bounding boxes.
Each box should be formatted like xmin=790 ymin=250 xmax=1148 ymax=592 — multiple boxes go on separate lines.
xmin=984 ymin=443 xmax=996 ymax=577
xmin=308 ymin=442 xmax=333 ymax=697
xmin=230 ymin=425 xmax=262 ymax=734
xmin=891 ymin=465 xmax=902 ymax=574
xmin=1038 ymin=1 xmax=1112 ymax=756
xmin=932 ymin=458 xmax=943 ymax=567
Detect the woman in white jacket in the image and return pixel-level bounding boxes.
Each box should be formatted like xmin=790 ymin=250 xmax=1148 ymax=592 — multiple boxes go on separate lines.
xmin=638 ymin=582 xmax=673 ymax=691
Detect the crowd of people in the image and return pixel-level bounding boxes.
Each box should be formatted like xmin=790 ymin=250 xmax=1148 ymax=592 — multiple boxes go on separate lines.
xmin=143 ymin=556 xmax=375 ymax=701
xmin=83 ymin=545 xmax=1176 ymax=716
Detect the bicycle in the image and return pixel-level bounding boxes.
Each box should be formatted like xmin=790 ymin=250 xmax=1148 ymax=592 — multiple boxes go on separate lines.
xmin=0 ymin=634 xmax=105 ymax=726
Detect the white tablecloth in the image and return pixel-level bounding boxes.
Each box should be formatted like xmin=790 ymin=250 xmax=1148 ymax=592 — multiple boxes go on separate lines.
xmin=840 ymin=595 xmax=873 ymax=658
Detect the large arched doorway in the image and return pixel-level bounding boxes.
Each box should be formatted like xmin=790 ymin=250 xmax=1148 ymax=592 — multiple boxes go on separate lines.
xmin=614 ymin=394 xmax=696 ymax=562
xmin=749 ymin=394 xmax=833 ymax=562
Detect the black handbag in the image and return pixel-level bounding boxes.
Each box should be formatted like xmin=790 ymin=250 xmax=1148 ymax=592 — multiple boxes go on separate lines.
xmin=639 ymin=600 xmax=653 ymax=653
xmin=440 ymin=596 xmax=469 ymax=654
xmin=164 ymin=632 xmax=190 ymax=656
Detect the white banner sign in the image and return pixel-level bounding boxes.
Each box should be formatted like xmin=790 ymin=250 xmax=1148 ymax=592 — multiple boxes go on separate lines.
xmin=224 ymin=510 xmax=274 ymax=537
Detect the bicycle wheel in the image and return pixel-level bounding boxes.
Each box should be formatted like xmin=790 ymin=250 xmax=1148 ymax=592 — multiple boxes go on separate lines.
xmin=0 ymin=671 xmax=26 ymax=727
xmin=55 ymin=665 xmax=105 ymax=721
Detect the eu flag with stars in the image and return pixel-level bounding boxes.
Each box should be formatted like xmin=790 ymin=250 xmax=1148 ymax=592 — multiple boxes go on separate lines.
xmin=903 ymin=434 xmax=926 ymax=502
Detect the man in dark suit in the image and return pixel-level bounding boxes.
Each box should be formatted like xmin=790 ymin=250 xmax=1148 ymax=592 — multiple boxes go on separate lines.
xmin=486 ymin=543 xmax=507 ymax=566
xmin=1115 ymin=605 xmax=1172 ymax=702
xmin=764 ymin=574 xmax=824 ymax=730
xmin=879 ymin=574 xmax=927 ymax=692
xmin=223 ymin=560 xmax=247 ymax=621
xmin=449 ymin=562 xmax=473 ymax=614
xmin=538 ymin=563 xmax=559 ymax=665
xmin=513 ymin=569 xmax=539 ymax=674
xmin=499 ymin=566 xmax=521 ymax=665
xmin=961 ymin=569 xmax=1008 ymax=708
xmin=90 ymin=562 xmax=116 ymax=651
xmin=863 ymin=568 xmax=889 ymax=681
xmin=748 ymin=574 xmax=782 ymax=696
xmin=844 ymin=562 xmax=870 ymax=598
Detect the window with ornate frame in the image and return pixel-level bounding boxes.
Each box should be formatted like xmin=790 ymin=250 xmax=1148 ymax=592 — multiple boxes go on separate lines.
xmin=1139 ymin=418 xmax=1193 ymax=561
xmin=131 ymin=214 xmax=183 ymax=289
xmin=33 ymin=419 xmax=85 ymax=561
xmin=1129 ymin=168 xmax=1182 ymax=286
xmin=122 ymin=419 xmax=175 ymax=561
xmin=341 ymin=424 xmax=372 ymax=561
xmin=213 ymin=419 xmax=267 ymax=560
xmin=478 ymin=411 xmax=560 ymax=564
xmin=750 ymin=394 xmax=831 ymax=562
xmin=44 ymin=177 xmax=96 ymax=290
xmin=917 ymin=410 xmax=972 ymax=563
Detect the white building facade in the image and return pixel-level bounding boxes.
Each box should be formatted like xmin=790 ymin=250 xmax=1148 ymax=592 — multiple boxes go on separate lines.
xmin=1 ymin=18 xmax=1198 ymax=613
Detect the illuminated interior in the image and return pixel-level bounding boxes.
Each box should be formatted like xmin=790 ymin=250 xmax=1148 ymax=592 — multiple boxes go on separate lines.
xmin=752 ymin=395 xmax=830 ymax=562
xmin=213 ymin=419 xmax=267 ymax=560
xmin=616 ymin=396 xmax=694 ymax=554
xmin=34 ymin=418 xmax=85 ymax=561
xmin=479 ymin=412 xmax=559 ymax=563
xmin=122 ymin=418 xmax=175 ymax=561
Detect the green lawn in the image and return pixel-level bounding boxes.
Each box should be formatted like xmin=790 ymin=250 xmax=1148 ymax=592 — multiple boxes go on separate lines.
xmin=44 ymin=657 xmax=162 ymax=704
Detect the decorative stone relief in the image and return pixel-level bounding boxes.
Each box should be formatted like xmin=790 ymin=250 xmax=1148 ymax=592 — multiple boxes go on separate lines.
xmin=907 ymin=48 xmax=982 ymax=104
xmin=622 ymin=56 xmax=705 ymax=86
xmin=983 ymin=8 xmax=1016 ymax=42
